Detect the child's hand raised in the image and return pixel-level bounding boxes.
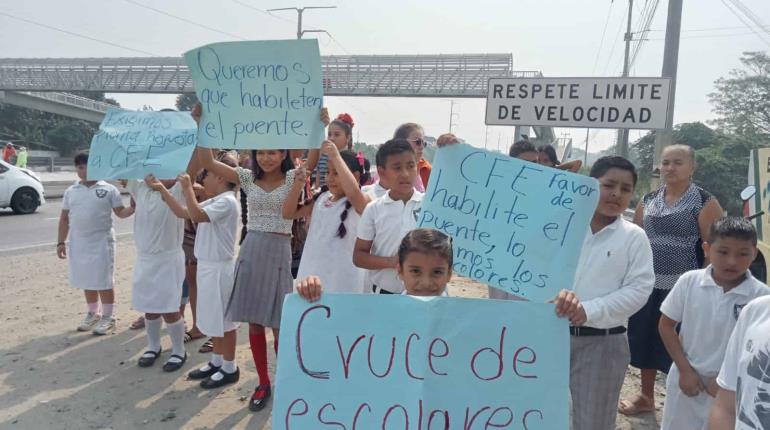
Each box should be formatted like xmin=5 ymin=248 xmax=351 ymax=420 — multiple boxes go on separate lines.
xmin=296 ymin=276 xmax=323 ymax=302
xmin=177 ymin=173 xmax=192 ymax=188
xmin=320 ymin=140 xmax=339 ymax=158
xmin=293 ymin=162 xmax=308 ymax=185
xmin=320 ymin=107 xmax=330 ymax=127
xmin=144 ymin=174 xmax=163 ymax=191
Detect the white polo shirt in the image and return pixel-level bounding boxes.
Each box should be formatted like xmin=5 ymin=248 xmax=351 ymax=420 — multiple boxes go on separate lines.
xmin=127 ymin=181 xmax=184 ymax=255
xmin=717 ymin=295 xmax=770 ymax=430
xmin=572 ymin=216 xmax=655 ymax=329
xmin=362 ymin=182 xmax=388 ymax=200
xmin=661 ymin=267 xmax=769 ymax=376
xmin=357 ymin=189 xmax=424 ymax=294
xmin=62 ymin=180 xmax=123 ymax=237
xmin=195 ymin=191 xmax=240 ymax=262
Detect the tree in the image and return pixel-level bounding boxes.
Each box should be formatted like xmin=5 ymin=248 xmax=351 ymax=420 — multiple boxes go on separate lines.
xmin=176 ymin=93 xmax=198 ymax=111
xmin=709 ymin=51 xmax=770 ymax=139
xmin=45 ymin=122 xmax=96 ymax=156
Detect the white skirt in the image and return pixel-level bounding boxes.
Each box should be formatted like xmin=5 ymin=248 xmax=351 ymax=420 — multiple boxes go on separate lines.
xmin=131 ymin=249 xmax=185 ymax=314
xmin=196 ymin=259 xmax=238 ymax=337
xmin=68 ymin=230 xmax=115 ymax=291
xmin=660 ymin=364 xmax=714 ymax=430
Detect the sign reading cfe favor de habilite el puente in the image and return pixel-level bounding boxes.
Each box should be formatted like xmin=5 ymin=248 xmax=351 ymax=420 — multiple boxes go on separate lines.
xmin=485 ymin=77 xmax=671 ymax=129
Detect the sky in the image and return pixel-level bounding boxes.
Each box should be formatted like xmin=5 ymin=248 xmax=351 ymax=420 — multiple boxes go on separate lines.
xmin=1 ymin=0 xmax=769 ymax=154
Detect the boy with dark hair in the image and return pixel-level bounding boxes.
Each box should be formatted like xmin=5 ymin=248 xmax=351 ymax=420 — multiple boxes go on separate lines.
xmin=354 ymin=139 xmax=422 ymax=294
xmin=57 ymin=151 xmax=134 ymax=334
xmin=659 ymin=216 xmax=768 ymax=429
xmin=508 ymin=139 xmax=538 ymax=162
xmin=569 ymin=155 xmax=655 ymax=430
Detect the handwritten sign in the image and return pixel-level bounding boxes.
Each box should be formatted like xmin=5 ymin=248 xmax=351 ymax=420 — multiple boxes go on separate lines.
xmin=274 ymin=294 xmax=568 ymax=430
xmin=86 ymin=108 xmax=196 ymax=180
xmin=486 ymin=77 xmax=671 ymax=129
xmin=183 ymin=39 xmax=324 ymax=149
xmin=419 ymin=144 xmax=599 ymax=302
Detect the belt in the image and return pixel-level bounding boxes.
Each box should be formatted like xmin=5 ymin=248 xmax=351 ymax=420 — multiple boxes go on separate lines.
xmin=569 ymin=326 xmax=626 ymax=336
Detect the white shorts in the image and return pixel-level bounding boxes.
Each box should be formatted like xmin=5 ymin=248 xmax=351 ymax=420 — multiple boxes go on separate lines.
xmin=196 ymin=259 xmax=239 ymax=337
xmin=660 ymin=364 xmax=715 ymax=430
xmin=131 ymin=250 xmax=185 ymax=314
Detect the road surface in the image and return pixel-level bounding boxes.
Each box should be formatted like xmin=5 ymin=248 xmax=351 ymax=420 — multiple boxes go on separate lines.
xmin=0 ymin=197 xmax=134 ymax=255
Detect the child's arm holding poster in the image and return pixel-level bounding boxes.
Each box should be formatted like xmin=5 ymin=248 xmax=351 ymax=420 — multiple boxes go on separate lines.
xmin=146 ymin=174 xmax=191 ymax=220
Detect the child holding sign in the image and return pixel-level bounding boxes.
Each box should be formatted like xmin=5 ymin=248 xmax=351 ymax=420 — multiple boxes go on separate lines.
xmin=283 ymin=141 xmax=371 ymax=293
xmin=305 ymin=110 xmax=352 ymax=189
xmin=57 ymin=152 xmax=134 ymax=334
xmin=354 ymin=139 xmax=423 ymax=294
xmin=196 ymin=144 xmax=305 ymax=412
xmin=658 ymin=217 xmax=768 ymax=430
xmin=149 ymin=155 xmax=242 ymax=389
xmin=568 ymin=156 xmax=655 ymax=430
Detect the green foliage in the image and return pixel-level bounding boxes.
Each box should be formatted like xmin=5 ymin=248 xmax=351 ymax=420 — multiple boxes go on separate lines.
xmin=709 ymin=51 xmax=770 ymax=139
xmin=45 ymin=122 xmax=96 ymax=156
xmin=176 ymin=93 xmax=198 ymax=111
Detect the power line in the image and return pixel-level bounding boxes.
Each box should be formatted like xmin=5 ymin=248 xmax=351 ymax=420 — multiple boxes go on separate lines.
xmin=647 ymin=30 xmax=770 ymax=40
xmin=629 ymin=0 xmax=660 ymax=67
xmin=603 ymin=2 xmax=629 ymax=74
xmin=719 ymin=0 xmax=770 ymax=46
xmin=726 ymin=0 xmax=770 ymax=39
xmin=229 ymin=0 xmax=296 ymax=23
xmin=592 ymin=1 xmax=615 ymax=74
xmin=0 ymin=10 xmax=159 ymax=55
xmin=122 ymin=0 xmax=246 ymax=40
xmin=647 ymin=24 xmax=770 ymax=32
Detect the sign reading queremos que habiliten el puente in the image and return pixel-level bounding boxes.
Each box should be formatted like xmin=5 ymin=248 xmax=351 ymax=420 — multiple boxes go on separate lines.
xmin=485 ymin=77 xmax=672 ymax=129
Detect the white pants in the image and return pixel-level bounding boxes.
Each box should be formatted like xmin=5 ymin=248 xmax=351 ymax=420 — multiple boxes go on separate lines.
xmin=196 ymin=259 xmax=238 ymax=337
xmin=661 ymin=364 xmax=714 ymax=430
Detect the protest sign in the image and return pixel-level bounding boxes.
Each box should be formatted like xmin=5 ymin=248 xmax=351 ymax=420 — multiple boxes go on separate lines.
xmin=184 ymin=39 xmax=324 ymax=149
xmin=486 ymin=77 xmax=671 ymax=129
xmin=275 ymin=294 xmax=569 ymax=430
xmin=86 ymin=108 xmax=196 ymax=180
xmin=418 ymin=144 xmax=599 ymax=302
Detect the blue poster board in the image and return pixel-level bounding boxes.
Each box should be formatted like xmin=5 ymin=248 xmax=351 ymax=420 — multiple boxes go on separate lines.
xmin=274 ymin=294 xmax=569 ymax=430
xmin=184 ymin=39 xmax=324 ymax=149
xmin=86 ymin=108 xmax=196 ymax=180
xmin=419 ymin=144 xmax=599 ymax=302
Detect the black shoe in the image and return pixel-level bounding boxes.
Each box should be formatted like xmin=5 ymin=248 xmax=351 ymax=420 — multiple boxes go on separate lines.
xmin=200 ymin=368 xmax=240 ymax=389
xmin=138 ymin=348 xmax=162 ymax=368
xmin=187 ymin=363 xmax=220 ymax=380
xmin=162 ymin=353 xmax=187 ymax=372
xmin=249 ymin=385 xmax=271 ymax=412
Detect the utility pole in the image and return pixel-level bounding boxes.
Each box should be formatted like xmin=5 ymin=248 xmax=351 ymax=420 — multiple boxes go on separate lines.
xmin=449 ymin=100 xmax=459 ymax=133
xmin=267 ymin=6 xmax=337 ymax=39
xmin=484 ymin=126 xmax=489 ymax=149
xmin=652 ymin=0 xmax=683 ymax=173
xmin=584 ymin=128 xmax=590 ymax=166
xmin=616 ymin=0 xmax=634 ymax=158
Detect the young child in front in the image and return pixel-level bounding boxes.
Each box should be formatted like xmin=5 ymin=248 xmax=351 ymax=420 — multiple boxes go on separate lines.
xmin=569 ymin=156 xmax=655 ymax=430
xmin=283 ymin=141 xmax=371 ymax=293
xmin=354 ymin=139 xmax=423 ymax=295
xmin=149 ymin=155 xmax=241 ymax=389
xmin=708 ymin=294 xmax=770 ymax=429
xmin=57 ymin=152 xmax=134 ymax=335
xmin=659 ymin=216 xmax=768 ymax=430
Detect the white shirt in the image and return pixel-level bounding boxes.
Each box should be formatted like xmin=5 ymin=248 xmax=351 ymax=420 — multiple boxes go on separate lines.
xmin=296 ymin=192 xmax=365 ymax=293
xmin=572 ymin=217 xmax=655 ymax=329
xmin=62 ymin=181 xmax=123 ymax=237
xmin=357 ymin=190 xmax=424 ymax=294
xmin=127 ymin=181 xmax=184 ymax=255
xmin=194 ymin=191 xmax=240 ymax=262
xmin=661 ymin=267 xmax=769 ymax=376
xmin=362 ymin=182 xmax=388 ymax=200
xmin=717 ymin=295 xmax=770 ymax=429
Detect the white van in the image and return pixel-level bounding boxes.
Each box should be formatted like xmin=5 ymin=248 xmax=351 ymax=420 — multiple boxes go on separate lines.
xmin=0 ymin=159 xmax=45 ymax=214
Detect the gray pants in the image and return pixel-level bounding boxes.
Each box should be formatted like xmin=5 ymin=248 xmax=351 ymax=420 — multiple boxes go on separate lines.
xmin=570 ymin=333 xmax=630 ymax=430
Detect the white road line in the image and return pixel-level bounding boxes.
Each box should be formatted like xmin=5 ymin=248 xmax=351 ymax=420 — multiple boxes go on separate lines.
xmin=0 ymin=232 xmax=133 ymax=253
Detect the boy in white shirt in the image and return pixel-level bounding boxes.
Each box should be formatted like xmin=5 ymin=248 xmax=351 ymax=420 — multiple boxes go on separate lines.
xmin=57 ymin=152 xmax=134 ymax=335
xmin=150 ymin=155 xmax=241 ymax=389
xmin=354 ymin=139 xmax=423 ymax=294
xmin=708 ymin=295 xmax=770 ymax=429
xmin=569 ymin=156 xmax=655 ymax=430
xmin=659 ymin=217 xmax=768 ymax=429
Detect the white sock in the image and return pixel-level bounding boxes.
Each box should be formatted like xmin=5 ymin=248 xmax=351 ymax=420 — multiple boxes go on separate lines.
xmin=166 ymin=319 xmax=186 ymax=360
xmin=200 ymin=353 xmax=223 ymax=372
xmin=221 ymin=360 xmax=237 ymax=374
xmin=145 ymin=317 xmax=162 ymax=353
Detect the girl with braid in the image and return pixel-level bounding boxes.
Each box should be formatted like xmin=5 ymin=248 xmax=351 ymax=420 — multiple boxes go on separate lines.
xmin=283 ymin=141 xmax=371 ymax=293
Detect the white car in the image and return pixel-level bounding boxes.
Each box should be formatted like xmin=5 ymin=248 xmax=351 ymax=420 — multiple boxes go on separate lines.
xmin=0 ymin=159 xmax=45 ymax=214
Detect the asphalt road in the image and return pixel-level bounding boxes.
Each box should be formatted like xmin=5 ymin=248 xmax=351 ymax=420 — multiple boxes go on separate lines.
xmin=0 ymin=196 xmax=134 ymax=255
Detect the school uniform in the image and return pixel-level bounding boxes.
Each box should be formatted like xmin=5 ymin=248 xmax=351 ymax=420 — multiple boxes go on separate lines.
xmin=659 ymin=267 xmax=769 ymax=430
xmin=295 ymin=192 xmax=365 ymax=293
xmin=62 ymin=181 xmax=123 ymax=291
xmin=362 ymin=182 xmax=387 ymax=200
xmin=717 ymin=295 xmax=770 ymax=430
xmin=570 ymin=216 xmax=655 ymax=430
xmin=127 ymin=181 xmax=185 ymax=314
xmin=195 ymin=190 xmax=240 ymax=337
xmin=357 ymin=190 xmax=424 ymax=294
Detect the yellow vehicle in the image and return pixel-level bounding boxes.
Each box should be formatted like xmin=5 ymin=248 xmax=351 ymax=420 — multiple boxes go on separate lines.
xmin=745 ymin=147 xmax=770 ymax=283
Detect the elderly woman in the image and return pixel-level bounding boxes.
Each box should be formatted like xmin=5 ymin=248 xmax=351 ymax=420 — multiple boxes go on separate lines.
xmin=619 ymin=144 xmax=723 ymax=415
